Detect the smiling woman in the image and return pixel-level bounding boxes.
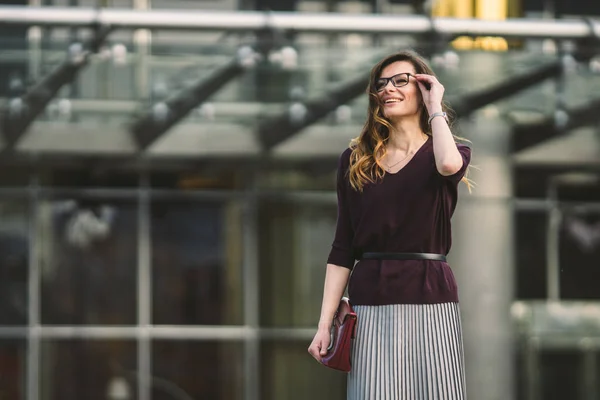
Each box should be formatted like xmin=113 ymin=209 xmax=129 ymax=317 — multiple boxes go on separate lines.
xmin=308 ymin=50 xmax=472 ymax=400
xmin=348 ymin=51 xmax=466 ymax=188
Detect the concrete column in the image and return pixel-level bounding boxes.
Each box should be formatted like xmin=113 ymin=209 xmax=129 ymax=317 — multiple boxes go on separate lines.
xmin=449 ymin=108 xmax=515 ymax=400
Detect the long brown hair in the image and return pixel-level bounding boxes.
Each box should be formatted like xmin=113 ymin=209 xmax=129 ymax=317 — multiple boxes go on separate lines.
xmin=348 ymin=50 xmax=468 ymax=192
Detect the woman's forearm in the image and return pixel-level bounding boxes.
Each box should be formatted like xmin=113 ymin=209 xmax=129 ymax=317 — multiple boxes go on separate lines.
xmin=317 ymin=264 xmax=352 ymax=331
xmin=414 ymin=72 xmax=464 ymax=177
xmin=429 ymin=111 xmax=463 ymax=176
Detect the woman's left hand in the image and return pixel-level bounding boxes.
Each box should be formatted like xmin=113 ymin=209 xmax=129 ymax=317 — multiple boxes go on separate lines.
xmin=414 ymin=74 xmax=444 ymax=114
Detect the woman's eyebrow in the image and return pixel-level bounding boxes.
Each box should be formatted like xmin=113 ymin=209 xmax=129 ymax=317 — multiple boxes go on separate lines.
xmin=378 ymin=72 xmax=414 ymax=79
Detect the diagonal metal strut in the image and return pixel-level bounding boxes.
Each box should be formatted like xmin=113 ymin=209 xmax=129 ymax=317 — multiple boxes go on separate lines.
xmin=130 ymin=46 xmax=259 ymax=150
xmin=452 ymin=60 xmax=563 ymax=118
xmin=0 ymin=24 xmax=112 ymax=148
xmin=258 ymin=72 xmax=369 ymax=150
xmin=512 ymin=97 xmax=600 ymax=152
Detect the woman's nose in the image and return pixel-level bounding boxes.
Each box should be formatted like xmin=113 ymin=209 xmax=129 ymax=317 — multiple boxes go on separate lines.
xmin=382 ymin=80 xmax=396 ymax=92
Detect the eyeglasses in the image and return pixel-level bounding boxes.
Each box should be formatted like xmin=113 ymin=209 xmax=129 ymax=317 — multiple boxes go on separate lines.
xmin=374 ymin=72 xmax=413 ymax=92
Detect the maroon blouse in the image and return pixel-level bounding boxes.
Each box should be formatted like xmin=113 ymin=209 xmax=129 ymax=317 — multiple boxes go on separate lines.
xmin=326 ymin=136 xmax=471 ymax=305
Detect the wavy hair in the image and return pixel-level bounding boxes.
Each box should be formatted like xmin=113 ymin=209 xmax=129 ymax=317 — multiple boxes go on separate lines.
xmin=348 ymin=50 xmax=470 ymax=192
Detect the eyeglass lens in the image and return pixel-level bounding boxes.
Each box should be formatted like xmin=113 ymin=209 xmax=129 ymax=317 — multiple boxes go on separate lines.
xmin=375 ymin=73 xmax=410 ymax=92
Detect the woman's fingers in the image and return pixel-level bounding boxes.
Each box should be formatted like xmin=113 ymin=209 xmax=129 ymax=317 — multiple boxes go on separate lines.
xmin=308 ymin=339 xmax=330 ymax=361
xmin=308 ymin=330 xmax=331 ymax=362
xmin=414 ymin=73 xmax=438 ymax=83
xmin=415 ymin=74 xmax=443 ymax=90
xmin=308 ymin=342 xmax=322 ymax=361
xmin=417 ymin=81 xmax=429 ymax=93
xmin=414 ymin=73 xmax=445 ymax=108
xmin=320 ymin=343 xmax=328 ymax=356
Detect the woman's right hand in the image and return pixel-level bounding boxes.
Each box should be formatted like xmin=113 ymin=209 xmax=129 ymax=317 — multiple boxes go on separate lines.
xmin=308 ymin=328 xmax=331 ymax=362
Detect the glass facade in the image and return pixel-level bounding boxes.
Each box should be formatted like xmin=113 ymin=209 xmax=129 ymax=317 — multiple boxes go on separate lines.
xmin=0 ymin=176 xmax=346 ymax=399
xmin=0 ymin=340 xmax=26 ymax=399
xmin=40 ymin=198 xmax=138 ymax=325
xmin=0 ymin=199 xmax=28 ymax=327
xmin=40 ymin=339 xmax=137 ymax=400
xmin=1 ymin=1 xmax=600 ymax=399
xmin=150 ymin=199 xmax=244 ymax=326
xmin=151 ymin=340 xmax=244 ymax=400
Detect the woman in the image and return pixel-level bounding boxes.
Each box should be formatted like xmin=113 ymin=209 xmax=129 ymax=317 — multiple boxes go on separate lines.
xmin=308 ymin=50 xmax=471 ymax=399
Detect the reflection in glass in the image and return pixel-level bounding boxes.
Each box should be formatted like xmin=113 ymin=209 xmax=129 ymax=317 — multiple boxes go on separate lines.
xmin=259 ymin=201 xmax=336 ymax=327
xmin=0 ymin=201 xmax=28 ymax=326
xmin=152 ymin=340 xmax=243 ymax=400
xmin=560 ymin=213 xmax=600 ymax=299
xmin=40 ymin=199 xmax=137 ymax=325
xmin=0 ymin=340 xmax=26 ymax=399
xmin=40 ymin=340 xmax=137 ymax=400
xmin=0 ymin=23 xmax=27 ymax=99
xmin=151 ymin=200 xmax=243 ymax=325
xmin=261 ymin=340 xmax=345 ymax=400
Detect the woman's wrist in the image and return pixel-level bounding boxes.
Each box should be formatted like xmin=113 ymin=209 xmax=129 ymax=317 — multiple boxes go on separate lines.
xmin=428 ymin=111 xmax=449 ymax=126
xmin=318 ymin=320 xmax=332 ymax=330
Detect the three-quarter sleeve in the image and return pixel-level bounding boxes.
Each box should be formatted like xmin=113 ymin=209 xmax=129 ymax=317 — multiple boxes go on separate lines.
xmin=442 ymin=144 xmax=472 ymax=185
xmin=326 ymin=150 xmax=356 ymax=270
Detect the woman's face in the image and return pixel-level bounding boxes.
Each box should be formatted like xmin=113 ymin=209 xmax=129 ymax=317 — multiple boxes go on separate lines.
xmin=376 ymin=61 xmax=422 ymax=121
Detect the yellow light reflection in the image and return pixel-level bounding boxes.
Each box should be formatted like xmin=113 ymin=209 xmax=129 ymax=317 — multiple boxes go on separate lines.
xmin=432 ymin=0 xmax=510 ymax=51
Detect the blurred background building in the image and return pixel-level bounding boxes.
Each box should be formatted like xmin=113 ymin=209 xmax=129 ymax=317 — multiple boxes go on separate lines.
xmin=0 ymin=0 xmax=599 ymax=399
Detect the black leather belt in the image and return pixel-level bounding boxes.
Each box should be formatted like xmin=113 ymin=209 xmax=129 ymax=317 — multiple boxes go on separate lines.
xmin=361 ymin=252 xmax=447 ymax=262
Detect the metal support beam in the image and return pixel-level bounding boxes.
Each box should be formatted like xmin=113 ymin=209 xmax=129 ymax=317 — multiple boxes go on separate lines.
xmin=130 ymin=46 xmax=259 ymax=150
xmin=453 ymin=60 xmax=563 ymax=118
xmin=0 ymin=24 xmax=112 ymax=147
xmin=258 ymin=72 xmax=368 ymax=150
xmin=512 ymin=97 xmax=600 ymax=152
xmin=1 ymin=6 xmax=600 ymax=38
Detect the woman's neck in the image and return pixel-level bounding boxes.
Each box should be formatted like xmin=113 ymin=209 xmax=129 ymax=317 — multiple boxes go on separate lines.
xmin=387 ymin=118 xmax=427 ymax=152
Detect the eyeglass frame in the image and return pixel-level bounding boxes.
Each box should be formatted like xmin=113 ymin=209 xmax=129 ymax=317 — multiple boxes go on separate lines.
xmin=374 ymin=72 xmax=414 ymax=92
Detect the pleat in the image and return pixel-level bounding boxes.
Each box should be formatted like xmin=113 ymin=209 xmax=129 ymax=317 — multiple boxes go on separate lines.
xmin=347 ymin=303 xmax=467 ymax=400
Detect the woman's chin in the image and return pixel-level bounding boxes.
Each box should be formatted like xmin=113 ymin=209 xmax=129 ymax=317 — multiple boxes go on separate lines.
xmin=383 ymin=110 xmax=419 ymax=121
xmin=383 ymin=111 xmax=407 ymax=120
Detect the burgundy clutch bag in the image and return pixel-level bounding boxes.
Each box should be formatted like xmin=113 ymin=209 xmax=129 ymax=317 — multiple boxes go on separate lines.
xmin=321 ymin=297 xmax=357 ymax=372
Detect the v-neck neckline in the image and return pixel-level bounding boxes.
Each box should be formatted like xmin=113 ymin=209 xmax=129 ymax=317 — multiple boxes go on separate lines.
xmin=384 ymin=136 xmax=431 ymax=176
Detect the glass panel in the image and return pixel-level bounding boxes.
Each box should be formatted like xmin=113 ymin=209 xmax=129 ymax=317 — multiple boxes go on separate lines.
xmin=0 ymin=170 xmax=29 ymax=187
xmin=539 ymin=350 xmax=581 ymax=400
xmin=151 ymin=199 xmax=243 ymax=325
xmin=40 ymin=199 xmax=137 ymax=325
xmin=515 ymin=211 xmax=547 ymax=299
xmin=258 ymin=200 xmax=336 ymax=327
xmin=0 ymin=199 xmax=29 ymax=326
xmin=557 ymin=184 xmax=600 ymax=300
xmin=4 ymin=32 xmax=580 ymax=134
xmin=40 ymin=340 xmax=137 ymax=400
xmin=0 ymin=340 xmax=26 ymax=400
xmin=8 ymin=33 xmax=598 ymax=163
xmin=152 ymin=340 xmax=243 ymax=400
xmin=260 ymin=340 xmax=346 ymax=400
xmin=0 ymin=25 xmax=27 ymax=98
xmin=560 ymin=212 xmax=600 ymax=299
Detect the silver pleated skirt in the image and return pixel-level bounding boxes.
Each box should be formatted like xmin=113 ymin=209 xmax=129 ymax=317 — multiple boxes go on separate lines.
xmin=347 ymin=303 xmax=467 ymax=400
